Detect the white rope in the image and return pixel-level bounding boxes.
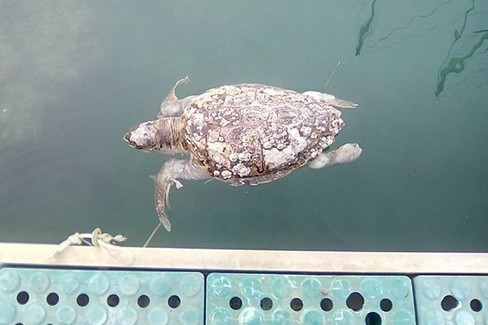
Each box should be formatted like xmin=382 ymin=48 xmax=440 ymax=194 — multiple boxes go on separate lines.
xmin=324 ymin=61 xmax=341 ymax=90
xmin=143 ymin=223 xmax=162 ymax=248
xmin=49 ymin=228 xmax=134 ymax=265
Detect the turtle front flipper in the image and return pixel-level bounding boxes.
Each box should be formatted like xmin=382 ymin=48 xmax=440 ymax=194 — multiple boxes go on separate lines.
xmin=158 ymin=76 xmax=190 ymax=118
xmin=151 ymin=174 xmax=181 ymax=232
xmin=152 ymin=158 xmax=210 ymax=231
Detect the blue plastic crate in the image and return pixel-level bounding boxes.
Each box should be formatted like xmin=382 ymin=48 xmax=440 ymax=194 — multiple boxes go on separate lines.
xmin=0 ymin=267 xmax=204 ymax=325
xmin=414 ymin=276 xmax=488 ymax=325
xmin=206 ymin=273 xmax=415 ymax=324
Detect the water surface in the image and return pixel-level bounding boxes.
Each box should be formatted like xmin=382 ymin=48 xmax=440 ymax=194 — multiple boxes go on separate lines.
xmin=1 ymin=0 xmax=487 ymax=251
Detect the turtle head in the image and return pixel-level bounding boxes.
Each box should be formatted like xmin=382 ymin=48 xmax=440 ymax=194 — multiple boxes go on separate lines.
xmin=124 ymin=121 xmax=160 ymax=151
xmin=124 ymin=119 xmax=182 ymax=152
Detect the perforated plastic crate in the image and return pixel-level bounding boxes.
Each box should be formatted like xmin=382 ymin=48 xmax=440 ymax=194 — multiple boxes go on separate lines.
xmin=414 ymin=276 xmax=488 ymax=325
xmin=206 ymin=273 xmax=415 ymax=324
xmin=0 ymin=267 xmax=204 ymax=325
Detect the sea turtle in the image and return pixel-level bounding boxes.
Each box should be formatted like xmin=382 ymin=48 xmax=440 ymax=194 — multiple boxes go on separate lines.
xmin=124 ymin=77 xmax=362 ymax=231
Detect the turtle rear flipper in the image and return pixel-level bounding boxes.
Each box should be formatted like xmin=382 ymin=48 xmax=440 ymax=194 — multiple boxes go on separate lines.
xmin=308 ymin=143 xmax=362 ymax=169
xmin=303 ymin=91 xmax=357 ymax=109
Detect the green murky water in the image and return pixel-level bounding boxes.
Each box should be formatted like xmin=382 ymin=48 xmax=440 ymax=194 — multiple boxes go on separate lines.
xmin=1 ymin=0 xmax=487 ymax=251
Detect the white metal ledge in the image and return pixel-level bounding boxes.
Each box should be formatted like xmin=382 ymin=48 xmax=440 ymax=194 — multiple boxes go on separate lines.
xmin=1 ymin=243 xmax=487 ymax=274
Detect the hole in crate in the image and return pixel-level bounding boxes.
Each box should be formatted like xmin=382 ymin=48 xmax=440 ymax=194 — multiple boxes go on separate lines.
xmin=76 ymin=293 xmax=89 ymax=307
xmin=320 ymin=298 xmax=333 ymax=311
xmin=470 ymin=299 xmax=482 ymax=312
xmin=138 ymin=294 xmax=150 ymax=308
xmin=168 ymin=295 xmax=181 ymax=308
xmin=260 ymin=297 xmax=273 ymax=310
xmin=346 ymin=292 xmax=364 ymax=311
xmin=16 ymin=291 xmax=29 ymax=305
xmin=380 ymin=298 xmax=392 ymax=312
xmin=290 ymin=297 xmax=303 ymax=311
xmin=229 ymin=296 xmax=242 ymax=310
xmin=365 ymin=311 xmax=382 ymax=325
xmin=107 ymin=294 xmax=120 ymax=307
xmin=441 ymin=295 xmax=459 ymax=311
xmin=46 ymin=292 xmax=59 ymax=306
